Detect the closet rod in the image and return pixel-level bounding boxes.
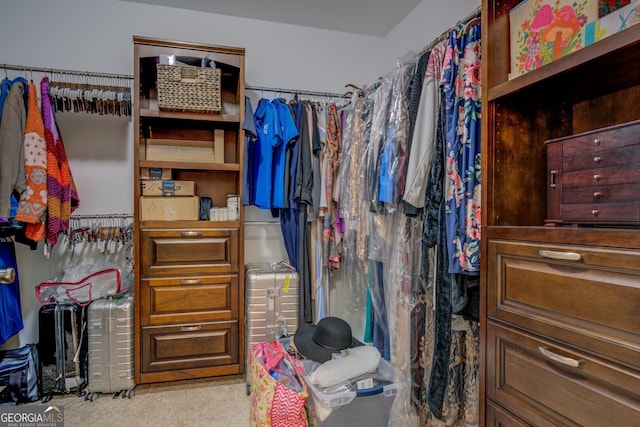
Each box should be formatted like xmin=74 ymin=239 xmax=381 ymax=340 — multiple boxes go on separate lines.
xmin=70 ymin=214 xmax=133 ymax=220
xmin=418 ymin=5 xmax=481 ymax=55
xmin=246 ymin=85 xmax=347 ymax=98
xmin=1 ymin=63 xmax=133 ymax=80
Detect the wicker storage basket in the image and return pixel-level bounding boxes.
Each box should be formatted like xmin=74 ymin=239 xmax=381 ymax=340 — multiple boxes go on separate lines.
xmin=156 ymin=64 xmax=221 ymax=113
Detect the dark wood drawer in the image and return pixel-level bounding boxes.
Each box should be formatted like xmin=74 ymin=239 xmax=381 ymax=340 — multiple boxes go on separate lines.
xmin=546 ymin=120 xmax=640 ymax=225
xmin=140 ymin=227 xmax=238 ymax=276
xmin=141 ymin=321 xmax=238 ymax=373
xmin=487 ymin=324 xmax=640 ymax=427
xmin=140 ymin=275 xmax=238 ymax=326
xmin=551 ymin=119 xmax=640 ymax=160
xmin=487 ymin=239 xmax=640 ymax=369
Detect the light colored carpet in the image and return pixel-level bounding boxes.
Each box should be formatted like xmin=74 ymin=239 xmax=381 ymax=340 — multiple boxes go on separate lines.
xmin=24 ymin=376 xmax=251 ymax=427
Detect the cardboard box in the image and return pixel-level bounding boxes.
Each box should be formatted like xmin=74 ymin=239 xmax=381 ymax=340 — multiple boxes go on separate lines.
xmin=139 ymin=196 xmax=200 ymax=221
xmin=145 ymin=130 xmax=224 ymax=164
xmin=140 ymin=167 xmax=172 ymax=180
xmin=140 ymin=180 xmax=196 ymax=197
xmin=146 ymin=138 xmax=216 ymax=163
xmin=585 ymin=0 xmax=639 ymax=46
xmin=509 ymin=0 xmax=598 ymax=79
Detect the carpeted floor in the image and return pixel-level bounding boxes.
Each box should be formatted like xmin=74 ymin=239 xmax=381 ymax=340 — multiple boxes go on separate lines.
xmin=24 ymin=375 xmax=251 ymax=427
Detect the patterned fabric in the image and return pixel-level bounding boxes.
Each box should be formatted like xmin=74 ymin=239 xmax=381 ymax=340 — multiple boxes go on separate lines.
xmin=39 ymin=77 xmax=79 ymax=245
xmin=441 ymin=23 xmax=482 ymax=274
xmin=322 ymin=103 xmax=341 ymax=270
xmin=16 ymin=82 xmax=47 ymax=224
xmin=249 ymin=341 xmax=308 ymax=427
xmin=599 ymin=0 xmax=631 ymax=17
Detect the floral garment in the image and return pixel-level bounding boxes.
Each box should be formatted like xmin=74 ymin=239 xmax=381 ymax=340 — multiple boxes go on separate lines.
xmin=441 ymin=23 xmax=482 ymax=274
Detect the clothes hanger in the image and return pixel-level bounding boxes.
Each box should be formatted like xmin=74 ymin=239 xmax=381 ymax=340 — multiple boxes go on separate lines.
xmin=460 ymin=16 xmax=481 ymax=36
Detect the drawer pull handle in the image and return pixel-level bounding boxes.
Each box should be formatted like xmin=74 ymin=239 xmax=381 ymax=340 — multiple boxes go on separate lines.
xmin=593 ymin=191 xmax=601 ymax=198
xmin=538 ymin=250 xmax=582 ymax=261
xmin=180 ymin=231 xmax=202 ymax=237
xmin=593 ymin=156 xmax=601 ymax=163
xmin=550 ymin=170 xmax=557 ymax=188
xmin=592 ymin=209 xmax=599 ymax=217
xmin=181 ymin=279 xmax=202 ymax=285
xmin=593 ymin=138 xmax=601 ymax=146
xmin=538 ymin=346 xmax=580 ymax=368
xmin=593 ymin=174 xmax=600 ymax=181
xmin=181 ymin=325 xmax=202 ymax=332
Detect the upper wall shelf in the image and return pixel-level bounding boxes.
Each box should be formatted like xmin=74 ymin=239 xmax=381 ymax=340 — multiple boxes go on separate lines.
xmin=488 ymin=25 xmax=640 ymax=101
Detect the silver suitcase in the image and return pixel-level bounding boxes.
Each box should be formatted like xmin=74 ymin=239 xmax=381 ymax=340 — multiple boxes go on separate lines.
xmin=85 ymin=294 xmax=135 ymax=400
xmin=244 ymin=262 xmax=300 ymax=385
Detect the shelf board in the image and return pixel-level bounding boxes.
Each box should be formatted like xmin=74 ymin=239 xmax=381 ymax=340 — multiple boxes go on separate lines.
xmin=139 ymin=219 xmax=242 ymax=229
xmin=139 ymin=160 xmax=240 ymax=171
xmin=488 ymin=25 xmax=640 ymax=101
xmin=140 ymin=108 xmax=240 ymax=123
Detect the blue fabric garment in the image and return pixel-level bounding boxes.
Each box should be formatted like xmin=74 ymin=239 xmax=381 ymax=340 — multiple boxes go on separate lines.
xmin=442 ymin=24 xmax=482 ymax=274
xmin=0 ymin=241 xmax=23 ymax=345
xmin=241 ymin=97 xmax=257 ymax=206
xmin=253 ymin=99 xmax=278 ymax=209
xmin=271 ymin=99 xmax=299 ymax=209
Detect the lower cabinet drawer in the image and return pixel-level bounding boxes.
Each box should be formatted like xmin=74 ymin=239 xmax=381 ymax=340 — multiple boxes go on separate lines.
xmin=141 ymin=321 xmax=238 ymax=373
xmin=487 ymin=323 xmax=640 ymax=427
xmin=487 ymin=239 xmax=640 ymax=368
xmin=140 ymin=275 xmax=238 ymax=325
xmin=486 ymin=401 xmax=532 ymax=427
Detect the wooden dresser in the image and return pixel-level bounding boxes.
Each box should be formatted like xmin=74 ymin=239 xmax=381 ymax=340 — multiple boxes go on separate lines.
xmin=133 ymin=37 xmax=245 ymax=384
xmin=481 ymin=1 xmax=640 ymax=425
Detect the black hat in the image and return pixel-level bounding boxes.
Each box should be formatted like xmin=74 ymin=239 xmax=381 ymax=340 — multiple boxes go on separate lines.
xmin=293 ymin=317 xmax=363 ymax=363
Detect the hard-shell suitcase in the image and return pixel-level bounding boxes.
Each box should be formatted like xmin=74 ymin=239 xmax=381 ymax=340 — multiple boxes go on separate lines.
xmin=38 ymin=303 xmax=88 ymax=402
xmin=85 ymin=294 xmax=135 ymax=401
xmin=244 ymin=261 xmax=299 ymax=390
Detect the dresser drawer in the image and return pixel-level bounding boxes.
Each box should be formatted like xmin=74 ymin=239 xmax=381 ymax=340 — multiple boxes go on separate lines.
xmin=140 ymin=275 xmax=238 ymax=326
xmin=487 ymin=239 xmax=640 ymax=368
xmin=546 ymin=120 xmax=640 ymax=225
xmin=551 ymin=119 xmax=640 ymax=160
xmin=141 ymin=321 xmax=238 ymax=373
xmin=487 ymin=324 xmax=640 ymax=427
xmin=140 ymin=228 xmax=238 ymax=276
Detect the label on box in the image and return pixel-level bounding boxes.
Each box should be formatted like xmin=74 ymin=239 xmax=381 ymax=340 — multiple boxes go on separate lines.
xmin=356 ymin=378 xmax=374 ymax=390
xmin=141 ymin=167 xmax=172 ymax=180
xmin=140 ymin=180 xmax=195 ymax=197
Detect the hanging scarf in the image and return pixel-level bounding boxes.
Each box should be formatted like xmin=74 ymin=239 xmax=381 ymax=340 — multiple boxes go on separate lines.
xmin=39 ymin=77 xmax=80 ymax=245
xmin=16 ymin=82 xmax=48 ymax=227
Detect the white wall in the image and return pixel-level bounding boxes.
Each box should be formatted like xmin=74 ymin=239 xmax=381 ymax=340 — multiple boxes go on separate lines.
xmin=0 ymin=0 xmax=479 ymax=346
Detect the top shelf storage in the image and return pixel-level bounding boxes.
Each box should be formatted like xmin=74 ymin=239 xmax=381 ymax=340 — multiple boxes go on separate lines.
xmin=485 ymin=3 xmax=640 ymax=101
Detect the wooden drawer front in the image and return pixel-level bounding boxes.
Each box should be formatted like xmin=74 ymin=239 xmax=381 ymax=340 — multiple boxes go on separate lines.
xmin=488 ymin=239 xmax=640 ymax=368
xmin=552 ymin=119 xmax=640 ymax=160
xmin=560 ymin=201 xmax=640 ymax=223
xmin=562 ymin=142 xmax=640 ymax=172
xmin=140 ymin=275 xmax=238 ymax=325
xmin=486 ymin=401 xmax=532 ymax=427
xmin=141 ymin=228 xmax=238 ymax=276
xmin=141 ymin=321 xmax=238 ymax=373
xmin=487 ymin=324 xmax=640 ymax=427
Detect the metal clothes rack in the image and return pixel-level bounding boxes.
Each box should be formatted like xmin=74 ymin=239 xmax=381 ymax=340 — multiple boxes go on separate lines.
xmin=418 ymin=5 xmax=482 ymax=55
xmin=1 ymin=63 xmax=133 ymax=80
xmin=246 ymin=85 xmax=348 ymax=99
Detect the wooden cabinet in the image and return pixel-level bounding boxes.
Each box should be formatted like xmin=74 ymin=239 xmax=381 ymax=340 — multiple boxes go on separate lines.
xmin=133 ymin=36 xmax=245 ymax=383
xmin=481 ymin=1 xmax=640 ymax=424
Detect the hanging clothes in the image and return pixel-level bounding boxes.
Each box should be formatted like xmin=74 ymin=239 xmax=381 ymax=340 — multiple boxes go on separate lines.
xmin=0 ymin=240 xmax=24 ymax=344
xmin=39 ymin=77 xmax=80 ymax=246
xmin=16 ymin=81 xmax=48 ymax=226
xmin=253 ymin=98 xmax=278 ymax=210
xmin=241 ymin=96 xmax=257 ymax=206
xmin=442 ymin=23 xmax=482 ymax=275
xmin=271 ymin=98 xmax=299 ymax=209
xmin=0 ymin=79 xmax=26 ymax=222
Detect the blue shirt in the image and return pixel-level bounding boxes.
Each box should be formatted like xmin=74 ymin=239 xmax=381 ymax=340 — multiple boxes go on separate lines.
xmin=253 ymin=98 xmax=278 ymax=209
xmin=271 ymin=99 xmax=299 ymax=209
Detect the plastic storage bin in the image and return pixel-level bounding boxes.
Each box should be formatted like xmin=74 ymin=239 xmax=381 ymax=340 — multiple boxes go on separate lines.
xmin=303 ymin=357 xmax=408 ymax=427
